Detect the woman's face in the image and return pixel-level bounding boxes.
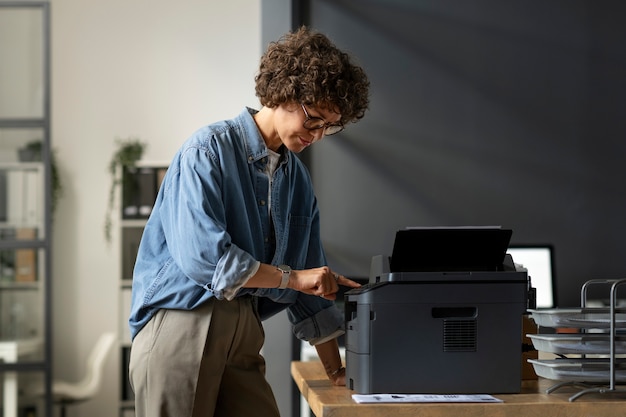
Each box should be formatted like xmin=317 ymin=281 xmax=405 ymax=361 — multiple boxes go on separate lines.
xmin=274 ymin=102 xmax=342 ymax=153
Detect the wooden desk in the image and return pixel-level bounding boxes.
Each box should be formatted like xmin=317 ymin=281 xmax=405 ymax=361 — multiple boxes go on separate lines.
xmin=291 ymin=361 xmax=626 ymax=417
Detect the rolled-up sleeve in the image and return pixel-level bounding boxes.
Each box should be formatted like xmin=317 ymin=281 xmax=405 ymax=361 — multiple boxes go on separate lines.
xmin=160 ymin=143 xmax=259 ymax=298
xmin=287 ymin=293 xmax=344 ymax=345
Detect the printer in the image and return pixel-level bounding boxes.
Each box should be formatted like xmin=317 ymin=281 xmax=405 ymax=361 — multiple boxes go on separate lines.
xmin=345 ymin=227 xmax=532 ymax=394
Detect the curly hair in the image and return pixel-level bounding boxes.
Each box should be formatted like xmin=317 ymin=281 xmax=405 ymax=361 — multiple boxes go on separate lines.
xmin=255 ymin=26 xmax=370 ymax=126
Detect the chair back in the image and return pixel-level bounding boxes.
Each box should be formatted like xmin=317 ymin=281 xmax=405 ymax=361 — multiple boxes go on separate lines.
xmin=80 ymin=332 xmax=117 ymax=395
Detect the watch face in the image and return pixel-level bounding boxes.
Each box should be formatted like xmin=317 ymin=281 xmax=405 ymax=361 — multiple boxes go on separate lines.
xmin=278 ymin=264 xmax=291 ymax=273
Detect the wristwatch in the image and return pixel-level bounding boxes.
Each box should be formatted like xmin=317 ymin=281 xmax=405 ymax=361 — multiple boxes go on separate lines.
xmin=276 ymin=264 xmax=291 ymax=289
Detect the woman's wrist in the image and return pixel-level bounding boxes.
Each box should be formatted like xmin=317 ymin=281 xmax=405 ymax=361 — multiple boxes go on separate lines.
xmin=328 ymin=365 xmax=345 ymax=378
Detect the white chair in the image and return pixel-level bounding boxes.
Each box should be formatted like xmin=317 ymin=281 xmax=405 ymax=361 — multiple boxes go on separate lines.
xmin=33 ymin=332 xmax=117 ymax=417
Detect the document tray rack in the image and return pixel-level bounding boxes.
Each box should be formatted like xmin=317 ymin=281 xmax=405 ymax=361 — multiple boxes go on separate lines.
xmin=528 ymin=279 xmax=626 ymax=401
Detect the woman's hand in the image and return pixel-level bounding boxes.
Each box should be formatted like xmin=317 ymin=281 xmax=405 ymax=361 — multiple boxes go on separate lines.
xmin=290 ymin=267 xmax=361 ymax=300
xmin=314 ymin=338 xmax=347 ymax=386
xmin=328 ymin=365 xmax=347 ymax=386
xmin=244 ymin=264 xmax=361 ymax=296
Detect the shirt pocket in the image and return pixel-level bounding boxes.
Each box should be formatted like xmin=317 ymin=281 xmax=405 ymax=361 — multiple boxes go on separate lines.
xmin=283 ymin=214 xmax=313 ymax=268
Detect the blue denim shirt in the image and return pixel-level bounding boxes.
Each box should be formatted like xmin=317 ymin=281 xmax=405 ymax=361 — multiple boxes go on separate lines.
xmin=129 ymin=108 xmax=343 ymax=343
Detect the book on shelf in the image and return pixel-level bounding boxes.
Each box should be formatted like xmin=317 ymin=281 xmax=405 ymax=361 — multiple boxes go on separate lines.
xmin=156 ymin=167 xmax=167 ymax=193
xmin=121 ymin=345 xmax=135 ymax=401
xmin=137 ymin=167 xmax=157 ymax=217
xmin=122 ymin=227 xmax=144 ymax=280
xmin=0 ymin=170 xmax=7 ymax=222
xmin=15 ymin=227 xmax=38 ymax=282
xmin=0 ymin=227 xmax=16 ymax=282
xmin=4 ymin=169 xmax=42 ymax=225
xmin=122 ymin=167 xmax=140 ymax=218
xmin=0 ymin=227 xmax=38 ymax=283
xmin=122 ymin=166 xmax=165 ymax=219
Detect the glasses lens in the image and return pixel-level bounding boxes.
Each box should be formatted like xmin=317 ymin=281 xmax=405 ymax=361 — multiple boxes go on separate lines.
xmin=324 ymin=125 xmax=344 ymax=135
xmin=303 ymin=118 xmax=326 ymax=130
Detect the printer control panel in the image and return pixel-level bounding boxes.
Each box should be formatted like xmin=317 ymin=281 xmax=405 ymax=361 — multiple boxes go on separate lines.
xmin=345 ymin=281 xmax=388 ymax=295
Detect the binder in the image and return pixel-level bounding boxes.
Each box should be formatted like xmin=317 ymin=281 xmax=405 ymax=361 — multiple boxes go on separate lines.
xmin=136 ymin=167 xmax=156 ymax=218
xmin=122 ymin=167 xmax=140 ymax=218
xmin=15 ymin=228 xmax=37 ymax=282
xmin=0 ymin=227 xmax=16 ymax=281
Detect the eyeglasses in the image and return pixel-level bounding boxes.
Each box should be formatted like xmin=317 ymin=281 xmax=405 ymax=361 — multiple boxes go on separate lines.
xmin=301 ymin=104 xmax=344 ymax=136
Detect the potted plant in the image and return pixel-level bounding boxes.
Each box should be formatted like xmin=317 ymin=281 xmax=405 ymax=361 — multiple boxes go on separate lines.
xmin=18 ymin=140 xmax=63 ymax=214
xmin=104 ymin=137 xmax=146 ymax=243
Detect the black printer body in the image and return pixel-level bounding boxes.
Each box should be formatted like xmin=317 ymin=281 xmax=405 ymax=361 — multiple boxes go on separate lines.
xmin=344 ymin=227 xmax=531 ymax=395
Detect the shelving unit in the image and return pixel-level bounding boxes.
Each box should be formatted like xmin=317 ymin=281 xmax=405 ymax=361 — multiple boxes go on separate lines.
xmin=528 ymin=279 xmax=626 ymax=402
xmin=0 ymin=2 xmax=52 ymax=416
xmin=117 ymin=162 xmax=168 ymax=417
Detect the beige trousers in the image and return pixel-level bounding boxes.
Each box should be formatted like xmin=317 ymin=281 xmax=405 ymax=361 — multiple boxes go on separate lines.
xmin=129 ymin=297 xmax=281 ymax=417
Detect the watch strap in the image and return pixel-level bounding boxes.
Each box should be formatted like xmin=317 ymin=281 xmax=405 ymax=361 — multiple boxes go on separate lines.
xmin=277 ymin=265 xmax=291 ymax=289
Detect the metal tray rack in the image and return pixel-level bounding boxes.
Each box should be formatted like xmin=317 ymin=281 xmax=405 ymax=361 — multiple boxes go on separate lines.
xmin=527 ymin=279 xmax=626 ymax=401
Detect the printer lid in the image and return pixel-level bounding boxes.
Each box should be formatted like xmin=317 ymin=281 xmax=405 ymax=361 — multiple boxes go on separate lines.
xmin=389 ymin=226 xmax=513 ymax=272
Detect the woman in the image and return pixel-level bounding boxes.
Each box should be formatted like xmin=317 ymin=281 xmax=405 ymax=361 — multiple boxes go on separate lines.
xmin=129 ymin=26 xmax=370 ymax=417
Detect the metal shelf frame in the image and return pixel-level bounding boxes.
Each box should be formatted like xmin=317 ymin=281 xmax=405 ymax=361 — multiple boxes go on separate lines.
xmin=0 ymin=2 xmax=53 ymax=416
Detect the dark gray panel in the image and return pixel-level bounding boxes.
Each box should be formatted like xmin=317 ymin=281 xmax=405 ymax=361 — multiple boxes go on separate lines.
xmin=306 ymin=0 xmax=626 ymax=307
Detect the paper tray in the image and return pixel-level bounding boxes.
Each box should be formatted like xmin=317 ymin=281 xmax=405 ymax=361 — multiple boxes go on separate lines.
xmin=528 ymin=308 xmax=626 ymax=329
xmin=528 ymin=358 xmax=626 ymax=383
xmin=528 ymin=333 xmax=626 ymax=355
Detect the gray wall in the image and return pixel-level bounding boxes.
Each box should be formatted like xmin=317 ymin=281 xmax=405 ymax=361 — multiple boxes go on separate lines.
xmin=261 ymin=2 xmax=625 ymax=415
xmin=303 ymin=0 xmax=626 ymax=307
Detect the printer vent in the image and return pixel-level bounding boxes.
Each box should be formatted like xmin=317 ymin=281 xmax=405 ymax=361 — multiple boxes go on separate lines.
xmin=442 ymin=319 xmax=477 ymax=352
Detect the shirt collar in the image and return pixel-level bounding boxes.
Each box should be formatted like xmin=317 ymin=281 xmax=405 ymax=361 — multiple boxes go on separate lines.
xmin=239 ymin=107 xmax=290 ymax=166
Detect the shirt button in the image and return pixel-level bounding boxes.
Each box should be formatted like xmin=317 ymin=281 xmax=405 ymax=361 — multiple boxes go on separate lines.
xmin=260 ymin=200 xmax=266 ymax=206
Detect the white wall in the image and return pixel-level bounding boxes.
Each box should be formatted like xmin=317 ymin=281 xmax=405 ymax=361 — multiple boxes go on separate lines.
xmin=50 ymin=1 xmax=261 ymax=416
